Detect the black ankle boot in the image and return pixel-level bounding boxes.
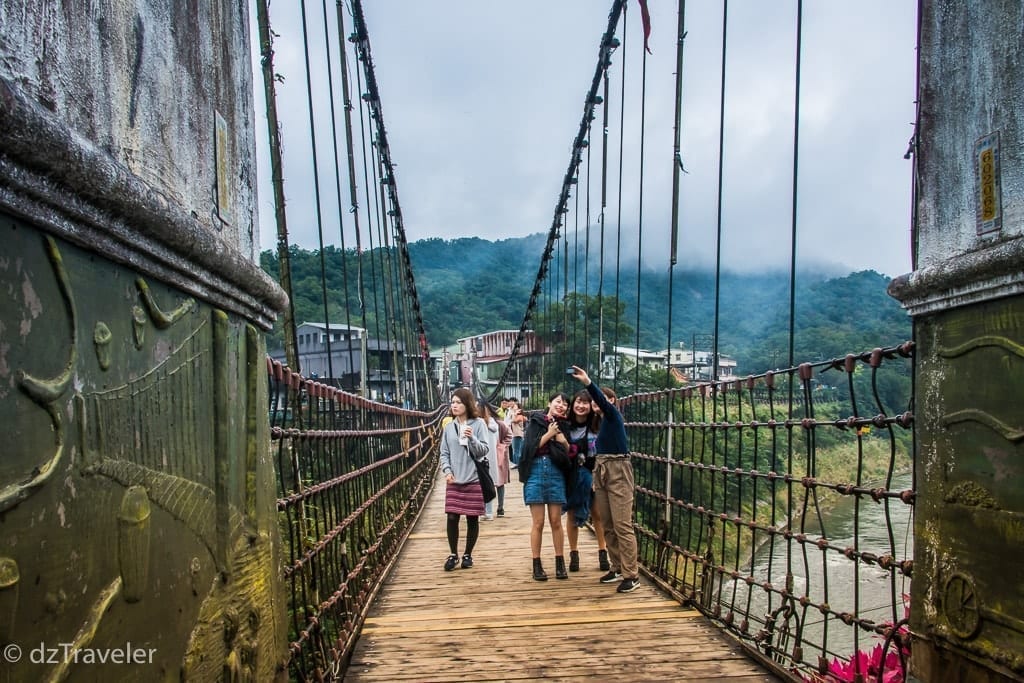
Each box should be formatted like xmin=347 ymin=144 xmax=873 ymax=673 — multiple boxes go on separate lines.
xmin=532 ymin=557 xmax=548 ymax=581
xmin=598 ymin=548 xmax=610 ymax=571
xmin=555 ymin=555 xmax=568 ymax=579
xmin=569 ymin=550 xmax=580 ymax=572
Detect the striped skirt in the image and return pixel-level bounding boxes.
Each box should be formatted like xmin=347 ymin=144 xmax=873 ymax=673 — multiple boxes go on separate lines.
xmin=445 ymin=481 xmax=485 ymax=516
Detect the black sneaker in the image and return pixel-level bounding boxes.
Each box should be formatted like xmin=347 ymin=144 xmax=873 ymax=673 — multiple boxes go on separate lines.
xmin=444 ymin=554 xmax=458 ymax=571
xmin=461 ymin=554 xmax=473 ymax=569
xmin=599 ymin=570 xmax=622 ymax=584
xmin=497 ymin=508 xmax=504 ymax=517
xmin=616 ymin=577 xmax=640 ymax=593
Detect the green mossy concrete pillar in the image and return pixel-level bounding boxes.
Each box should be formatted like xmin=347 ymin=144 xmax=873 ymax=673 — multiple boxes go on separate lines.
xmin=0 ymin=1 xmax=289 ymax=680
xmin=889 ymin=2 xmax=1024 ymax=680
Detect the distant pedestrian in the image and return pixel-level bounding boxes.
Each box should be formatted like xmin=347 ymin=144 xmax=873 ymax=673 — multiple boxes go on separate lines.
xmin=495 ymin=413 xmax=513 ymax=517
xmin=518 ymin=392 xmax=573 ymax=580
xmin=506 ymin=397 xmax=525 ymax=467
xmin=563 ymin=389 xmax=609 ymax=572
xmin=439 ymin=387 xmax=490 ymax=572
xmin=477 ymin=399 xmax=501 ymax=521
xmin=568 ymin=366 xmax=640 ymax=593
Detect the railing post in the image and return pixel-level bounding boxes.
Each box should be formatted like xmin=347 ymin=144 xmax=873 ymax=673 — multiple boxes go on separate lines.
xmin=664 ymin=409 xmax=674 ymax=526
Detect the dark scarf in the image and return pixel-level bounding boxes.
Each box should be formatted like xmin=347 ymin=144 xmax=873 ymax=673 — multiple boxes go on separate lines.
xmin=517 ymin=410 xmax=572 ymax=484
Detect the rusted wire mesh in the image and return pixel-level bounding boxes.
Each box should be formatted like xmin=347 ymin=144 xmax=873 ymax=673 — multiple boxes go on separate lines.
xmin=624 ymin=342 xmax=915 ymax=682
xmin=267 ymin=358 xmax=444 ymax=681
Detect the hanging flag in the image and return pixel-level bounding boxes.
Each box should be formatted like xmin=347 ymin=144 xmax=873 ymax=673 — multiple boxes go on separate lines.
xmin=638 ymin=0 xmax=652 ymax=54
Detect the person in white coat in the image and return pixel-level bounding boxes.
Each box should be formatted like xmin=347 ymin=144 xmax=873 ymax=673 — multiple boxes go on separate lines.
xmin=477 ymin=399 xmax=501 ymax=521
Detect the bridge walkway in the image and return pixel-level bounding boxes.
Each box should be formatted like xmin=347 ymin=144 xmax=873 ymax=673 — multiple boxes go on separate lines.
xmin=343 ymin=473 xmax=781 ymax=682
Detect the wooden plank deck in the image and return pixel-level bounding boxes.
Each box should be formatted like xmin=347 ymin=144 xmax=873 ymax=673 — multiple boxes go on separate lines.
xmin=344 ymin=472 xmax=781 ymax=682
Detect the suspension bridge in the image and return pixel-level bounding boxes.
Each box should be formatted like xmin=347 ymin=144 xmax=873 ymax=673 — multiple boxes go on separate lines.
xmin=1 ymin=1 xmax=1022 ymax=682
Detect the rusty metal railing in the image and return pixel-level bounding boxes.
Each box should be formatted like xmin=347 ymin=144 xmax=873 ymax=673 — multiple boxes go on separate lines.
xmin=624 ymin=343 xmax=915 ymax=682
xmin=267 ymin=359 xmax=444 ymax=680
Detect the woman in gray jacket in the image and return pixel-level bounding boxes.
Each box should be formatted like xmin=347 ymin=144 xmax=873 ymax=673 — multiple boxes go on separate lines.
xmin=439 ymin=387 xmax=490 ymax=571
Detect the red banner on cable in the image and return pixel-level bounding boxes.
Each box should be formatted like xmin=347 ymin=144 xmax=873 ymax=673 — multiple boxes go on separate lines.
xmin=638 ymin=0 xmax=652 ymax=53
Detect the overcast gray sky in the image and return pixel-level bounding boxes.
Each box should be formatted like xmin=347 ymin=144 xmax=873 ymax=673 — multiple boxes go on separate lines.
xmin=252 ymin=1 xmax=918 ymax=278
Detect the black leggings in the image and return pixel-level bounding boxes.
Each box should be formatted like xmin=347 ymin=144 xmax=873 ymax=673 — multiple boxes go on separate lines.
xmin=447 ymin=513 xmax=479 ymax=555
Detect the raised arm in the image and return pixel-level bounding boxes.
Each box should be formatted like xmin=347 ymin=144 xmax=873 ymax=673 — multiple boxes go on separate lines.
xmin=568 ymin=365 xmax=615 ymax=415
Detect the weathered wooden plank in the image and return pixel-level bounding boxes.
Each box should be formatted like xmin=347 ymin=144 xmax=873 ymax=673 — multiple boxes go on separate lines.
xmin=362 ymin=602 xmax=696 ymax=626
xmin=342 ymin=473 xmax=781 ymax=682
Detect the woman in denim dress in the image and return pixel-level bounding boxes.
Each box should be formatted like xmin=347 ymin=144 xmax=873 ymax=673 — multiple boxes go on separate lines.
xmin=518 ymin=392 xmax=572 ymax=581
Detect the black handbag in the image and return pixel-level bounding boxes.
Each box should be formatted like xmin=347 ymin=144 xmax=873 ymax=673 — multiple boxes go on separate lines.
xmin=451 ymin=420 xmax=497 ymax=504
xmin=475 ymin=457 xmax=497 ymax=503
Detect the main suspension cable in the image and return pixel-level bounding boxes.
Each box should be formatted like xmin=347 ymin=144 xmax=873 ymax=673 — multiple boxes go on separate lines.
xmin=489 ymin=0 xmax=627 ymax=400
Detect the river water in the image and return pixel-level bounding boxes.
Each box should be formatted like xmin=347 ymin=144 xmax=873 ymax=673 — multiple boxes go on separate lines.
xmin=721 ymin=472 xmax=914 ymax=667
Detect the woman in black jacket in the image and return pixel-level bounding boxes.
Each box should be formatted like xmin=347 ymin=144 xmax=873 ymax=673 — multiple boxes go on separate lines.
xmin=518 ymin=391 xmax=572 ymax=580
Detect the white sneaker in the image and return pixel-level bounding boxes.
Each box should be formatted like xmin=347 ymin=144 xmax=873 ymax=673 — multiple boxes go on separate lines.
xmin=483 ymin=515 xmax=493 ymax=521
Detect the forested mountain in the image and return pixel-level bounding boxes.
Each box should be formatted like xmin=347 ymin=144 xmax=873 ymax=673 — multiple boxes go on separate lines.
xmin=260 ymin=234 xmax=911 ymax=375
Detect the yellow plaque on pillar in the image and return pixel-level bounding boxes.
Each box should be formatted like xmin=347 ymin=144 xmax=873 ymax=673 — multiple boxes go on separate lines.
xmin=975 ymin=131 xmax=1001 ymax=235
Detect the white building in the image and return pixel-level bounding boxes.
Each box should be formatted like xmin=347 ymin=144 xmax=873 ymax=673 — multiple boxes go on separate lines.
xmin=598 ymin=345 xmax=667 ymax=380
xmin=270 ymin=321 xmax=406 ymax=399
xmin=664 ymin=345 xmax=738 ymax=382
xmin=440 ymin=329 xmax=544 ymax=400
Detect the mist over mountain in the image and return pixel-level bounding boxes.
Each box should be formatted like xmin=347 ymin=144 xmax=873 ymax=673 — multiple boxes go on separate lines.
xmin=261 ymin=233 xmax=911 ymax=375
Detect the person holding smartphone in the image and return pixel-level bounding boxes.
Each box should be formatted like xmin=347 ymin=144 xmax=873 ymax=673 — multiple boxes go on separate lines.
xmin=518 ymin=391 xmax=573 ymax=580
xmin=566 ymin=365 xmax=640 ymax=593
xmin=505 ymin=397 xmax=525 ymax=468
xmin=438 ymin=387 xmax=490 ymax=572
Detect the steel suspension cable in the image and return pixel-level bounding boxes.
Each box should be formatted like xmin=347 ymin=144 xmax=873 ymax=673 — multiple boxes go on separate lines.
xmin=711 ymin=0 xmax=728 ymax=384
xmin=256 ymin=0 xmax=434 ymax=406
xmin=665 ymin=1 xmax=687 ymax=387
xmin=375 ymin=155 xmax=398 ymax=399
xmin=329 ymin=0 xmax=361 ymax=389
xmin=583 ymin=118 xmax=593 ymax=369
xmin=350 ymin=0 xmax=434 ymax=398
xmin=489 ymin=0 xmax=627 ymax=399
xmin=369 ymin=143 xmax=393 ymax=396
xmin=612 ymin=2 xmax=628 ymax=393
xmin=570 ymin=187 xmax=577 ymax=374
xmin=597 ymin=62 xmax=611 ymax=372
xmin=366 ymin=131 xmax=386 ymax=371
xmin=350 ymin=6 xmax=388 ymax=398
xmin=632 ymin=32 xmax=649 ymax=391
xmin=350 ymin=31 xmax=373 ymax=337
xmin=784 ymin=1 xmax=808 ymax=647
xmin=255 ymin=0 xmax=300 ymax=372
xmin=315 ymin=0 xmax=359 ymax=388
xmin=298 ymin=0 xmax=336 ymax=379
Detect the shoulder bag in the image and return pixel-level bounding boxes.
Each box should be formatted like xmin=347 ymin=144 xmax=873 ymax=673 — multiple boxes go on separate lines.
xmin=450 ymin=421 xmax=497 ymax=503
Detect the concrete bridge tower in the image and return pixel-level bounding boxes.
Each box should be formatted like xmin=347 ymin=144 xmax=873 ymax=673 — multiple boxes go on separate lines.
xmin=889 ymin=2 xmax=1024 ymax=680
xmin=0 ymin=2 xmax=289 ymax=680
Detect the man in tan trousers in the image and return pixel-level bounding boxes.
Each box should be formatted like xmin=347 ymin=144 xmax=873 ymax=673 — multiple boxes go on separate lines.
xmin=567 ymin=366 xmax=639 ymax=593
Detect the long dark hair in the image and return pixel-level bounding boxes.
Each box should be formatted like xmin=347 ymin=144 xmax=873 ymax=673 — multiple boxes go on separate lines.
xmin=477 ymin=398 xmax=495 ymax=420
xmin=569 ymin=389 xmax=600 ymax=432
xmin=451 ymin=387 xmax=479 ymax=419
